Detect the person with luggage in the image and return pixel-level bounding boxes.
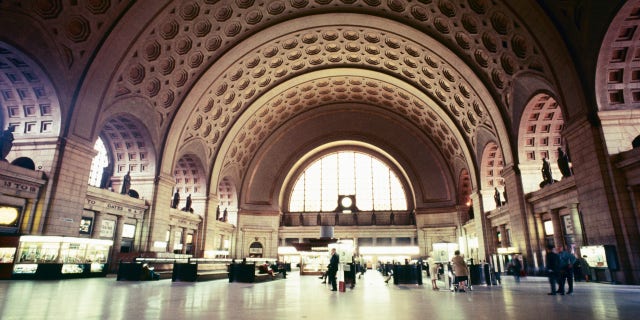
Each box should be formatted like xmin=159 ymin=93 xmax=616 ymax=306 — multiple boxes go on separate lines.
xmin=451 ymin=250 xmax=469 ymax=292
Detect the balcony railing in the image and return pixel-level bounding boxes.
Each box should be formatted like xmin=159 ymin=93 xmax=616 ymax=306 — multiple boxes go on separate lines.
xmin=281 ymin=211 xmax=414 ymax=227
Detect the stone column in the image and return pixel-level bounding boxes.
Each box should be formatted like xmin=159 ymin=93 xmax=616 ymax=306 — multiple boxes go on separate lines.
xmin=144 ymin=172 xmax=174 ymax=252
xmin=498 ymin=225 xmax=508 ymax=248
xmin=92 ymin=212 xmax=104 ymax=239
xmin=39 ymin=137 xmax=96 ymax=235
xmin=502 ymin=164 xmax=533 ymax=258
xmin=568 ymin=203 xmax=584 ymax=248
xmin=550 ymin=209 xmax=563 ymax=248
xmin=532 ymin=212 xmax=546 ymax=271
xmin=112 ymin=216 xmax=125 ymax=260
xmin=199 ymin=193 xmax=220 ymax=255
xmin=181 ymin=227 xmax=187 ymax=254
xmin=470 ymin=191 xmax=489 ymax=261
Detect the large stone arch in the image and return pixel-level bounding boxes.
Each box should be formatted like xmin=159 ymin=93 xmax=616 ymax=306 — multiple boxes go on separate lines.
xmin=243 ymin=104 xmax=457 ymax=213
xmin=479 ymin=141 xmax=504 ymax=211
xmin=595 ymin=0 xmax=640 ymax=154
xmin=517 ymin=92 xmax=567 ymax=193
xmin=160 ymin=13 xmax=511 ymax=192
xmin=96 ymin=113 xmax=158 ymax=198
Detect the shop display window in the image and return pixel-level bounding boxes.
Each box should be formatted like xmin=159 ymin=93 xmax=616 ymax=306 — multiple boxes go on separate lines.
xmin=86 ymin=243 xmax=110 ymax=264
xmin=15 ymin=236 xmax=112 ymax=265
xmin=17 ymin=240 xmax=61 ymax=263
xmin=300 ymin=252 xmax=330 ymax=274
xmin=61 ymin=242 xmax=88 ymax=263
xmin=13 ymin=264 xmax=37 ymax=274
xmin=62 ymin=264 xmax=85 ymax=274
xmin=581 ymin=245 xmax=608 ymax=268
xmin=0 ymin=247 xmax=16 ymax=263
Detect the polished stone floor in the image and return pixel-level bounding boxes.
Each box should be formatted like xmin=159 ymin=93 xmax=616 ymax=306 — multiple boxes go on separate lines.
xmin=0 ymin=270 xmax=639 ymax=320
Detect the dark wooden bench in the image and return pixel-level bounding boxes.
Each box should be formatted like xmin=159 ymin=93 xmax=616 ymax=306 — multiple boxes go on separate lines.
xmin=172 ymin=259 xmax=230 ymax=282
xmin=117 ymin=258 xmax=187 ymax=281
xmin=392 ymin=264 xmax=423 ymax=285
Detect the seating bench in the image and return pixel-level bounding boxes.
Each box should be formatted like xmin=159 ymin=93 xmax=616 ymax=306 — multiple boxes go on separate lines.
xmin=172 ymin=259 xmax=231 ymax=282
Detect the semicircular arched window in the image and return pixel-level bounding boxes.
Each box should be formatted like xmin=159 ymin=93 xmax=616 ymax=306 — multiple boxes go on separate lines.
xmin=288 ymin=151 xmax=408 ymax=212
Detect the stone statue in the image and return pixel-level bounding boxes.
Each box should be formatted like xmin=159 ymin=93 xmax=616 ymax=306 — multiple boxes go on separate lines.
xmin=0 ymin=126 xmax=15 ymax=161
xmin=371 ymin=212 xmax=376 ymax=225
xmin=557 ymin=147 xmax=573 ymax=178
xmin=353 ymin=212 xmax=358 ymax=226
xmin=503 ymin=189 xmax=508 ymax=204
xmin=182 ymin=194 xmax=192 ymax=212
xmin=216 ymin=205 xmax=221 ymax=220
xmin=222 ymin=208 xmax=228 ymax=222
xmin=317 ymin=213 xmax=321 ymax=225
xmin=390 ymin=212 xmax=395 ymax=225
xmin=120 ymin=171 xmax=131 ymax=195
xmin=494 ymin=187 xmax=501 ymax=207
xmin=540 ymin=157 xmax=554 ymax=187
xmin=172 ymin=191 xmax=180 ymax=209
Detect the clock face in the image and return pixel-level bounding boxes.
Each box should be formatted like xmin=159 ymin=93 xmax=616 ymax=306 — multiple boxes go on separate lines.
xmin=340 ymin=197 xmax=352 ymax=208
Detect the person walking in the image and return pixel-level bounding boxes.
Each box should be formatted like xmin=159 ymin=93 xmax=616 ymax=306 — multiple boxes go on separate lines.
xmin=557 ymin=247 xmax=576 ymax=295
xmin=451 ymin=250 xmax=469 ymax=292
xmin=427 ymin=253 xmax=440 ymax=290
xmin=510 ymin=255 xmax=523 ymax=283
xmin=328 ymin=248 xmax=339 ymax=291
xmin=545 ymin=245 xmax=560 ymax=295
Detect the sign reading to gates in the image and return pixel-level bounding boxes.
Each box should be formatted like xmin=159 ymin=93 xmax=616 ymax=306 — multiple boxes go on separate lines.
xmin=85 ymin=198 xmax=143 ymax=215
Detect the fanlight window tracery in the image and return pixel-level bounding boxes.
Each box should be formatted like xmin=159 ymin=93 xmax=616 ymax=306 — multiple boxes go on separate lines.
xmin=288 ymin=151 xmax=408 ymax=212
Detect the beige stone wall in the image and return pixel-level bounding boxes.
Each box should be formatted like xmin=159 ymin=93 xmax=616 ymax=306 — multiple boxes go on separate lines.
xmin=599 ymin=110 xmax=640 ymax=155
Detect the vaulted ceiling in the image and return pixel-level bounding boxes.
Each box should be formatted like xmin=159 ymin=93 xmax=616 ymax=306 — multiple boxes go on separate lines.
xmin=1 ymin=0 xmax=620 ymax=207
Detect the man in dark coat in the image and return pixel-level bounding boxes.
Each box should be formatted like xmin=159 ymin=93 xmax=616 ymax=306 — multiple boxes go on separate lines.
xmin=545 ymin=245 xmax=560 ymax=295
xmin=328 ymin=248 xmax=340 ymax=291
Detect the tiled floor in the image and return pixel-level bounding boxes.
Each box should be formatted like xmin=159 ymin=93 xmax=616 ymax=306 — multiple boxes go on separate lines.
xmin=0 ymin=270 xmax=638 ymax=320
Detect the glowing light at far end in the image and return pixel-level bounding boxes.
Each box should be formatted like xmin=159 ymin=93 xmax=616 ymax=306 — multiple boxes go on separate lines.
xmin=0 ymin=207 xmax=19 ymax=225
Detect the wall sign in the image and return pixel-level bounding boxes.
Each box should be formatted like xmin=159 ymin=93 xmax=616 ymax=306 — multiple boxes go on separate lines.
xmin=563 ymin=215 xmax=574 ymax=235
xmin=79 ymin=217 xmax=93 ymax=235
xmin=100 ymin=220 xmax=115 ymax=238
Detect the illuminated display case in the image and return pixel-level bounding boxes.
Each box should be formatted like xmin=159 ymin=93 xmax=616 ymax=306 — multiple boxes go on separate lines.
xmin=580 ymin=245 xmax=619 ymax=283
xmin=300 ymin=252 xmax=330 ymax=275
xmin=0 ymin=236 xmax=20 ymax=279
xmin=0 ymin=247 xmax=16 ymax=263
xmin=13 ymin=236 xmax=113 ymax=279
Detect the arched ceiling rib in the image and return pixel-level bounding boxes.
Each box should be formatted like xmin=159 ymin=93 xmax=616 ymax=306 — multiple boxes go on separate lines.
xmin=110 ymin=0 xmax=549 ymax=117
xmin=105 ymin=1 xmax=554 ymax=177
xmin=213 ymin=70 xmax=470 ymax=187
xmin=166 ymin=14 xmax=514 ymax=185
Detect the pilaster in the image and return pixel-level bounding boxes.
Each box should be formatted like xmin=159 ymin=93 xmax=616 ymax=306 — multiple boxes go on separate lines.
xmin=144 ymin=172 xmax=174 ymax=252
xmin=42 ymin=137 xmax=96 ymax=235
xmin=470 ymin=191 xmax=489 ymax=261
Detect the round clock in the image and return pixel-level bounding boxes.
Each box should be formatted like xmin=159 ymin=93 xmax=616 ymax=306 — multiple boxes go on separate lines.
xmin=340 ymin=196 xmax=352 ymax=208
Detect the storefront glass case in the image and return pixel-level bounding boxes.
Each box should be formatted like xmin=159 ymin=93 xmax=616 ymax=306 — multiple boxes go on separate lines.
xmin=300 ymin=252 xmax=330 ymax=275
xmin=13 ymin=236 xmax=112 ymax=278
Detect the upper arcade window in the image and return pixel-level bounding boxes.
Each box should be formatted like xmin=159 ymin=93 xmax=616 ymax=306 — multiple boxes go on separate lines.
xmin=88 ymin=138 xmax=109 ymax=187
xmin=288 ymin=151 xmax=408 ymax=212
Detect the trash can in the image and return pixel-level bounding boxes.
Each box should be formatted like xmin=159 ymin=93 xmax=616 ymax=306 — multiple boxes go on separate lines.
xmin=483 ymin=263 xmax=493 ymax=286
xmin=469 ymin=264 xmax=483 ymax=285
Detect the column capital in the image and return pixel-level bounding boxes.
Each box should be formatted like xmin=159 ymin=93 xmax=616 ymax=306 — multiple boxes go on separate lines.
xmin=155 ymin=172 xmax=175 ymax=186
